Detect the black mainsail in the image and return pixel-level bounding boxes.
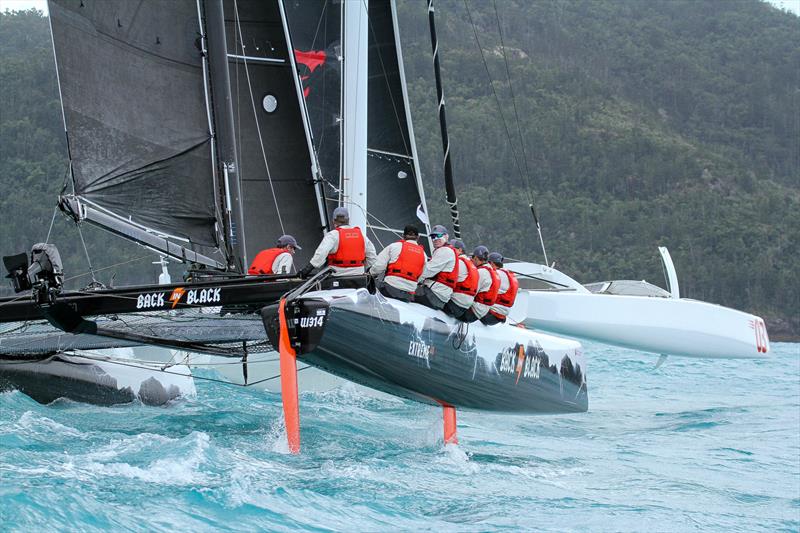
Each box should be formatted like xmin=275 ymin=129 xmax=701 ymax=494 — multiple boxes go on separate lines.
xmin=49 ymin=0 xmax=226 ymax=267
xmin=225 ymin=0 xmax=328 ymax=267
xmin=284 ymin=0 xmax=342 ymax=218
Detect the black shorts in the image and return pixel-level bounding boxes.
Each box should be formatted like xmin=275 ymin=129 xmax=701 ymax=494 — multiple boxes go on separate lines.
xmin=379 ymin=282 xmax=414 ymax=302
xmin=414 ymin=285 xmax=446 ymax=310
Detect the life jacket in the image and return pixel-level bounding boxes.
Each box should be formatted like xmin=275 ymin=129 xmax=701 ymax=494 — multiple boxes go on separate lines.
xmin=474 ymin=264 xmax=500 ymax=306
xmin=431 ymin=245 xmax=459 ymax=289
xmin=386 ymin=240 xmax=426 ymax=282
xmin=453 ymin=255 xmax=478 ymax=296
xmin=247 ymin=248 xmax=286 ymax=275
xmin=327 ymin=227 xmax=366 ymax=267
xmin=495 ymin=268 xmax=519 ymax=307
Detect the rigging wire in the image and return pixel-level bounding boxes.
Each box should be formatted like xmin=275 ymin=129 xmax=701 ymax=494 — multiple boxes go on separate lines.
xmin=44 ymin=206 xmax=58 ymax=245
xmin=306 ymin=0 xmax=333 ymax=183
xmin=491 ymin=0 xmax=549 ymax=265
xmin=43 ymin=165 xmax=72 ymax=244
xmin=493 ymin=0 xmax=534 ymax=196
xmin=464 ymin=0 xmax=549 ymax=264
xmin=232 ymin=0 xmax=286 ymax=235
xmin=462 ymin=0 xmax=529 ymax=203
xmin=76 ymin=224 xmax=99 ymax=285
xmin=59 ymin=349 xmax=313 ymax=388
xmin=61 ymin=254 xmax=153 ymax=283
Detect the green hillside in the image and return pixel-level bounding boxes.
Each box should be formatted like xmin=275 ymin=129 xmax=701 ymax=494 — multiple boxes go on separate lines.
xmin=0 ymin=3 xmax=797 ymax=338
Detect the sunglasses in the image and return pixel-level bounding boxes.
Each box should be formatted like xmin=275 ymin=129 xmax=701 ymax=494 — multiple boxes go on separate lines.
xmin=431 ymin=233 xmax=445 ymax=239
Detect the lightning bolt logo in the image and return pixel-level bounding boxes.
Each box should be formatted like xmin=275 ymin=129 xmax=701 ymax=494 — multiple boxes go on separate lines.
xmin=169 ymin=287 xmax=186 ymax=309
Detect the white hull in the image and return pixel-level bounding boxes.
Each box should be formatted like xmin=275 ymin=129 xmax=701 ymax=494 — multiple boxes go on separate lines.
xmin=513 ymin=290 xmax=769 ymax=359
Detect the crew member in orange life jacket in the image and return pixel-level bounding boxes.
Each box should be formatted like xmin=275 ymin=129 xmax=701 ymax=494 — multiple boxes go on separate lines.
xmin=299 ymin=206 xmax=377 ymax=279
xmin=444 ymin=239 xmax=478 ymax=319
xmin=369 ymin=225 xmax=427 ymax=302
xmin=481 ymin=252 xmax=518 ymax=325
xmin=461 ymin=245 xmax=501 ymax=324
xmin=414 ymin=224 xmax=459 ymax=310
xmin=247 ymin=235 xmax=301 ymax=275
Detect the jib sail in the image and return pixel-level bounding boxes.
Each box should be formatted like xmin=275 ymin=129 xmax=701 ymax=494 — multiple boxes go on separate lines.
xmin=365 ymin=0 xmax=430 ymax=247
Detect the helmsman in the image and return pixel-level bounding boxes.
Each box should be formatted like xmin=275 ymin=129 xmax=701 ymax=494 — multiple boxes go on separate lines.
xmin=247 ymin=234 xmax=301 ymax=275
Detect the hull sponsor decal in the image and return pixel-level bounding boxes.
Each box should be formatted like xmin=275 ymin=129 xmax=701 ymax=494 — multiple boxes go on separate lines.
xmin=136 ymin=292 xmax=165 ymax=310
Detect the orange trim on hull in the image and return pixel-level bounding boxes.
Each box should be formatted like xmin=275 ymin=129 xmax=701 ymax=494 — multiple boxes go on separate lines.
xmin=278 ymin=298 xmax=300 ymax=454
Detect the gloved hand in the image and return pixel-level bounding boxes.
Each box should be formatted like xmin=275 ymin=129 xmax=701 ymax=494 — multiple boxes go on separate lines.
xmin=298 ymin=264 xmax=315 ymax=279
xmin=366 ymin=273 xmax=377 ymax=294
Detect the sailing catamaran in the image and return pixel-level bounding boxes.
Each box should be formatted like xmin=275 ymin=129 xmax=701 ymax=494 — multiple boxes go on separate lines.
xmin=508 ymin=247 xmax=770 ymax=361
xmin=1 ymin=0 xmax=587 ymax=452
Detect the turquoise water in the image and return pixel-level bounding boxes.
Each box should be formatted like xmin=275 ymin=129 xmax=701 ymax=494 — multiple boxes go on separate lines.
xmin=2 ymin=342 xmax=798 ymax=532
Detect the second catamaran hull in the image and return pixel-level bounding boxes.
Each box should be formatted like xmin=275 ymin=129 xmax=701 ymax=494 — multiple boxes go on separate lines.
xmin=0 ymin=351 xmax=195 ymax=406
xmin=515 ymin=290 xmax=770 ymax=359
xmin=275 ymin=289 xmax=587 ymax=414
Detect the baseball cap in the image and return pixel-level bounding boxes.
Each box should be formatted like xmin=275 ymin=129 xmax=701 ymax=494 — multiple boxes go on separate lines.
xmin=332 ymin=206 xmax=349 ymax=220
xmin=488 ymin=252 xmax=503 ymax=264
xmin=403 ymin=224 xmax=420 ymax=237
xmin=277 ymin=234 xmax=301 ymax=249
xmin=472 ymin=245 xmax=489 ymax=260
xmin=430 ymin=224 xmax=448 ymax=238
xmin=449 ymin=239 xmax=465 ymax=251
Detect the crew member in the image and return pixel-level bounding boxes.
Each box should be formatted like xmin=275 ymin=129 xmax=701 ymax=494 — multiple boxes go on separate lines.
xmin=247 ymin=235 xmax=301 ymax=275
xmin=461 ymin=245 xmax=500 ymax=323
xmin=299 ymin=206 xmax=377 ymax=279
xmin=444 ymin=239 xmax=478 ymax=319
xmin=482 ymin=252 xmax=518 ymax=325
xmin=369 ymin=225 xmax=427 ymax=302
xmin=414 ymin=224 xmax=459 ymax=310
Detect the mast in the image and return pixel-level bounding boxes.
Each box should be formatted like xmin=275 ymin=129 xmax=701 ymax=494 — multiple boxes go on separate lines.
xmin=204 ymin=0 xmax=247 ymax=271
xmin=427 ymin=0 xmax=461 ymax=239
xmin=342 ymin=0 xmax=369 ymax=231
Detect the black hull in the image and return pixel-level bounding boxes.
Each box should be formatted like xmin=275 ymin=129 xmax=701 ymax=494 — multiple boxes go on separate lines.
xmin=0 ymin=354 xmax=191 ymax=406
xmin=293 ymin=290 xmax=587 ymax=414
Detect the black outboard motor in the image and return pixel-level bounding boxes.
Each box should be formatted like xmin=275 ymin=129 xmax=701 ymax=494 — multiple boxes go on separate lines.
xmin=3 ymin=243 xmax=64 ymax=304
